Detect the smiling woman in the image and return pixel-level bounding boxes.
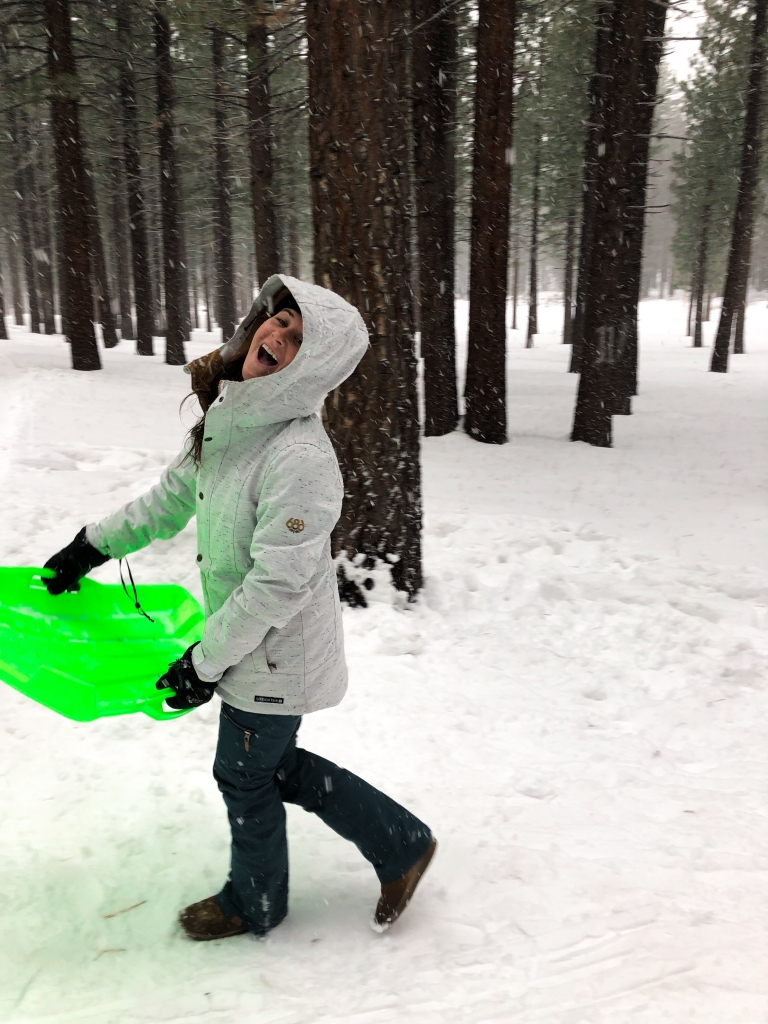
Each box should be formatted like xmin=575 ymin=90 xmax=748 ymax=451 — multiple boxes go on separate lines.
xmin=242 ymin=303 xmax=303 ymax=380
xmin=39 ymin=273 xmax=436 ymax=945
xmin=182 ymin=289 xmax=304 ymax=466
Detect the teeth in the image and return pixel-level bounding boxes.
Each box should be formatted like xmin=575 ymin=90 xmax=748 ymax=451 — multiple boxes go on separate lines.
xmin=263 ymin=343 xmax=278 ymax=362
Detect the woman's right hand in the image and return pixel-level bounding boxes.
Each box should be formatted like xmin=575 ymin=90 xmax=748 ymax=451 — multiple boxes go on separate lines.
xmin=42 ymin=527 xmax=110 ymax=595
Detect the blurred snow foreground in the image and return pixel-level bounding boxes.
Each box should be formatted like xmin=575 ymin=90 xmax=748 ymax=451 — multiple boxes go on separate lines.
xmin=0 ymin=298 xmax=767 ymax=1024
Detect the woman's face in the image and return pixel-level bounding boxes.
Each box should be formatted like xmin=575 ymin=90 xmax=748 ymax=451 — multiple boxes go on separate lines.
xmin=242 ymin=308 xmax=303 ymax=380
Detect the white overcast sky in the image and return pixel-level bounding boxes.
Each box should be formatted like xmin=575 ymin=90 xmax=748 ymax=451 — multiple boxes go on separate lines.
xmin=665 ymin=1 xmax=706 ymax=81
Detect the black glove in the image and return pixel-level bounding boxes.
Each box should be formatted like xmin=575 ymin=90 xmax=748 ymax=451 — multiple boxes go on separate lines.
xmin=43 ymin=527 xmax=110 ymax=595
xmin=156 ymin=643 xmax=218 ymax=710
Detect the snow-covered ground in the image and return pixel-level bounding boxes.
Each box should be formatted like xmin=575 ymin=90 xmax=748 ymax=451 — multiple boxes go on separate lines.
xmin=0 ymin=298 xmax=766 ymax=1024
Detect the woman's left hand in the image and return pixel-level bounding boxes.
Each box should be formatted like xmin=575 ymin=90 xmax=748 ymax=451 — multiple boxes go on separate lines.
xmin=156 ymin=643 xmax=218 ymax=710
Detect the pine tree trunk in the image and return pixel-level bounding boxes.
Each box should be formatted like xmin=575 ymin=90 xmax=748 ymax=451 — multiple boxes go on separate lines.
xmin=563 ymin=203 xmax=576 ymax=344
xmin=0 ymin=20 xmax=31 ymax=331
xmin=44 ymin=0 xmax=100 ymax=370
xmin=245 ymin=2 xmax=279 ymax=286
xmin=10 ymin=115 xmax=40 ymax=333
xmin=464 ymin=0 xmax=517 ymax=443
xmin=0 ymin=258 xmax=7 ymax=339
xmin=307 ymin=0 xmax=422 ymax=600
xmin=203 ymin=246 xmax=212 ymax=333
xmin=526 ymin=131 xmax=540 ymax=349
xmin=611 ymin=0 xmax=668 ymax=414
xmin=109 ymin=154 xmax=134 ymax=339
xmin=412 ymin=0 xmax=458 ymax=436
xmin=686 ymin=275 xmax=694 ymax=336
xmin=511 ymin=221 xmax=519 ymax=330
xmin=154 ymin=0 xmax=186 ymax=366
xmin=36 ymin=142 xmax=57 ymax=335
xmin=178 ymin=206 xmax=192 ymax=340
xmin=84 ymin=163 xmax=119 ymax=349
xmin=191 ymin=264 xmax=199 ymax=331
xmin=570 ymin=1 xmax=613 ymax=374
xmin=711 ymin=0 xmax=767 ymax=372
xmin=21 ymin=120 xmax=47 ymax=335
xmin=705 ymin=290 xmax=711 ymax=321
xmin=212 ymin=27 xmax=237 ymax=342
xmin=7 ymin=231 xmax=24 ymax=325
xmin=289 ymin=213 xmax=300 ymax=276
xmin=149 ymin=221 xmax=164 ymax=334
xmin=571 ymin=0 xmax=654 ymax=446
xmin=22 ymin=126 xmax=52 ymax=334
xmin=734 ymin=293 xmax=746 ymax=353
xmin=693 ymin=197 xmax=711 ymax=349
xmin=54 ymin=205 xmax=68 ymax=334
xmin=117 ymin=0 xmax=153 ymax=354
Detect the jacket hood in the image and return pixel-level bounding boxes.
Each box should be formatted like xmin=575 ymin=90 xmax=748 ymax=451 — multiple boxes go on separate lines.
xmin=185 ymin=274 xmax=369 ymax=427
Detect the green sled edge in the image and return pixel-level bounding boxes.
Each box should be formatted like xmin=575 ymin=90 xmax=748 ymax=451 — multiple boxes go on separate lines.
xmin=0 ymin=567 xmax=205 ymax=722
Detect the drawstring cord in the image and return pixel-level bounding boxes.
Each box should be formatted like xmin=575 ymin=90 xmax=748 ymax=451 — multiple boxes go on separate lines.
xmin=119 ymin=558 xmax=155 ymax=623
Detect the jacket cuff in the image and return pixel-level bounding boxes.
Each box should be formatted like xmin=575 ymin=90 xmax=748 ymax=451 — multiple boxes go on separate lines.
xmin=192 ymin=643 xmax=225 ymax=683
xmin=84 ymin=523 xmax=111 ymax=558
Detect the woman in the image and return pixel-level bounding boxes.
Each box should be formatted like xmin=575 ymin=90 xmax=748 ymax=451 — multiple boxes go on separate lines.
xmin=43 ymin=274 xmax=436 ymax=940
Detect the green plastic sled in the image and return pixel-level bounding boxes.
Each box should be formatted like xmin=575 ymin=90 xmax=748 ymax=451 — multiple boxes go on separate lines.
xmin=0 ymin=567 xmax=204 ymax=722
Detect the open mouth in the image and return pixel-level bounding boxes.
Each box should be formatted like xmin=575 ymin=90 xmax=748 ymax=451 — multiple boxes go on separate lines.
xmin=257 ymin=343 xmax=279 ymax=367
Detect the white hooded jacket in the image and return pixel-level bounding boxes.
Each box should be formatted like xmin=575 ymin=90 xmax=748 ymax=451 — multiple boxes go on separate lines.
xmin=87 ymin=275 xmax=369 ymax=715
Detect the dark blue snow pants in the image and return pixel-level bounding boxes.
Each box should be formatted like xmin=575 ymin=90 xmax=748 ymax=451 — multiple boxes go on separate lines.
xmin=213 ymin=703 xmax=433 ymax=936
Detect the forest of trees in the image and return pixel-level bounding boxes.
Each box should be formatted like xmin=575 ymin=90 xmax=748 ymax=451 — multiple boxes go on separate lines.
xmin=1 ymin=0 xmax=766 ymax=598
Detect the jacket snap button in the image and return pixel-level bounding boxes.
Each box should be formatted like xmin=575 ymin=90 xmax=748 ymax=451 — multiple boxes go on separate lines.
xmin=197 ymin=554 xmax=203 ymax=562
xmin=199 ymin=492 xmax=204 ymax=499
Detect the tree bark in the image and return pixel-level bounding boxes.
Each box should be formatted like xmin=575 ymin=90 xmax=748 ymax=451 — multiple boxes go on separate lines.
xmin=117 ymin=0 xmax=153 ymax=354
xmin=464 ymin=0 xmax=517 ymax=444
xmin=526 ymin=130 xmax=540 ymax=349
xmin=212 ymin=27 xmax=237 ymax=342
xmin=84 ymin=163 xmax=119 ymax=348
xmin=154 ymin=0 xmax=186 ymax=365
xmin=571 ymin=0 xmax=657 ymax=446
xmin=35 ymin=140 xmax=58 ymax=335
xmin=109 ymin=154 xmax=134 ymax=339
xmin=6 ymin=230 xmax=24 ymax=325
xmin=245 ymin=2 xmax=279 ymax=286
xmin=148 ymin=219 xmax=164 ymax=334
xmin=693 ymin=195 xmax=711 ymax=349
xmin=308 ymin=0 xmax=422 ymax=600
xmin=289 ymin=212 xmax=300 ymax=277
xmin=563 ymin=204 xmax=576 ymax=344
xmin=44 ymin=0 xmax=100 ymax=370
xmin=191 ymin=261 xmax=199 ymax=331
xmin=412 ymin=0 xmax=458 ymax=436
xmin=711 ymin=0 xmax=767 ymax=372
xmin=203 ymin=245 xmax=212 ymax=333
xmin=54 ymin=204 xmax=68 ymax=334
xmin=21 ymin=122 xmax=48 ymax=335
xmin=178 ymin=204 xmax=192 ymax=340
xmin=611 ymin=0 xmax=668 ymax=414
xmin=0 ymin=254 xmax=7 ymax=339
xmin=569 ymin=1 xmax=613 ymax=374
xmin=734 ymin=293 xmax=746 ymax=353
xmin=511 ymin=219 xmax=519 ymax=330
xmin=8 ymin=114 xmax=40 ymax=333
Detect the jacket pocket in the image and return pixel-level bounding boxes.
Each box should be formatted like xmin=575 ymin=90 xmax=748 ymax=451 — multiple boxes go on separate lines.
xmin=249 ymin=642 xmax=271 ymax=674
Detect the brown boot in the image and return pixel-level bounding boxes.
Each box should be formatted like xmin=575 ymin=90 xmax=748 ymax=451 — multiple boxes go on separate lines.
xmin=373 ymin=837 xmax=437 ymax=932
xmin=179 ymin=896 xmax=249 ymax=941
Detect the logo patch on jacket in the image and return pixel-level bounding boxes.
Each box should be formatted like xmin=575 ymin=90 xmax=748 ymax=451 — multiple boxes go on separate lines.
xmin=254 ymin=695 xmax=284 ymax=704
xmin=286 ymin=518 xmax=305 ymax=533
